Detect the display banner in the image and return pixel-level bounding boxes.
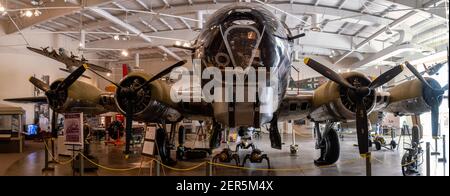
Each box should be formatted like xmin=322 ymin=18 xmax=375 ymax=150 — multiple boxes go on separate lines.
xmin=64 ymin=113 xmax=83 ymax=146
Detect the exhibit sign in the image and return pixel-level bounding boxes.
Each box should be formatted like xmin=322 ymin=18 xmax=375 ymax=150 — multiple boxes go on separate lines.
xmin=142 ymin=125 xmax=157 ymax=157
xmin=64 ymin=113 xmax=83 ymax=146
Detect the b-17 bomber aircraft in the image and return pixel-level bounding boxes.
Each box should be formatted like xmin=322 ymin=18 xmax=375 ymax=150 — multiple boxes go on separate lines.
xmin=5 ymin=3 xmax=448 ymax=167
xmin=27 ymin=46 xmax=112 ymax=79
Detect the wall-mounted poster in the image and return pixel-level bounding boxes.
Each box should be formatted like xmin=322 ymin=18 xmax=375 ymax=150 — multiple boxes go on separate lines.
xmin=64 ymin=113 xmax=83 ymax=146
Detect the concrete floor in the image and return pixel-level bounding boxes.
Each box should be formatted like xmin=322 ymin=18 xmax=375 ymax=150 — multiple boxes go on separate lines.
xmin=1 ymin=126 xmax=448 ymax=176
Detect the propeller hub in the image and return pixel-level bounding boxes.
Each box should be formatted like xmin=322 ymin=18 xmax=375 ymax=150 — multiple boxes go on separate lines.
xmin=356 ymin=87 xmax=371 ymax=97
xmin=115 ymin=75 xmax=153 ymax=117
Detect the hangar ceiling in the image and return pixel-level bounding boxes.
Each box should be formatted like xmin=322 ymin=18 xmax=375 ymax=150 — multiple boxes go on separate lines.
xmin=0 ymin=0 xmax=448 ymax=69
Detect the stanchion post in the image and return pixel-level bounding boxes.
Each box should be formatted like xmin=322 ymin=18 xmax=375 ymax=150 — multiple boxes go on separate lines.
xmin=205 ymin=162 xmax=212 ymax=176
xmin=156 ymin=160 xmax=160 ymax=176
xmin=80 ymin=154 xmax=84 ymax=176
xmin=366 ymin=153 xmax=372 ymax=176
xmin=438 ymin=135 xmax=446 ymax=176
xmin=42 ymin=138 xmax=54 ymax=172
xmin=72 ymin=144 xmax=75 ymax=176
xmin=426 ymin=142 xmax=430 ymax=176
xmin=442 ymin=135 xmax=447 ymax=163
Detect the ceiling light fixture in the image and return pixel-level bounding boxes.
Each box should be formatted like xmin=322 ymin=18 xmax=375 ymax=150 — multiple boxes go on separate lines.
xmin=106 ymin=72 xmax=111 ymax=77
xmin=121 ymin=49 xmax=129 ymax=57
xmin=183 ymin=42 xmax=191 ymax=47
xmin=25 ymin=10 xmax=33 ymax=17
xmin=113 ymin=35 xmax=120 ymax=40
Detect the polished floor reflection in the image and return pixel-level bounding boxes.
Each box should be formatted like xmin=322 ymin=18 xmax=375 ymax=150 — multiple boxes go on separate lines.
xmin=1 ymin=126 xmax=448 ymax=176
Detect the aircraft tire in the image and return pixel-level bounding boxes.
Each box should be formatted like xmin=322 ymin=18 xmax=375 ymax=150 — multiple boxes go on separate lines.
xmin=374 ymin=141 xmax=382 ymax=151
xmin=314 ymin=128 xmax=340 ymax=166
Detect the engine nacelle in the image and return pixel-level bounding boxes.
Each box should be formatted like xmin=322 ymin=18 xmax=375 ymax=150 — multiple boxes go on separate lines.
xmin=50 ymin=79 xmax=110 ymax=115
xmin=115 ymin=72 xmax=182 ymax=123
xmin=308 ymin=72 xmax=376 ymax=122
xmin=383 ymin=77 xmax=442 ymax=115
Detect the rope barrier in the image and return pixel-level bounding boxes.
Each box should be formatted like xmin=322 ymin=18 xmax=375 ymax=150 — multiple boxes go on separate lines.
xmin=41 ymin=139 xmax=409 ymax=175
xmin=78 ymin=153 xmax=143 ymax=172
xmin=42 ymin=139 xmax=78 ymax=165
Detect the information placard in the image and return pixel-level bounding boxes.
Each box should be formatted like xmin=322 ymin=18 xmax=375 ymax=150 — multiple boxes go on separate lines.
xmin=64 ymin=113 xmax=83 ymax=146
xmin=141 ymin=124 xmax=157 ymax=157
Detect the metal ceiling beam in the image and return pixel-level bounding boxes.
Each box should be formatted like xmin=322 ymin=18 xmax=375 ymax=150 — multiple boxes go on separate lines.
xmin=76 ymin=2 xmax=392 ymax=33
xmin=64 ymin=16 xmax=80 ymax=24
xmin=159 ymin=18 xmax=174 ymax=31
xmin=140 ymin=18 xmax=159 ymax=32
xmin=384 ymin=0 xmax=447 ymax=20
xmin=423 ymin=0 xmax=446 ymax=8
xmin=78 ymin=11 xmax=97 ymax=20
xmin=179 ymin=18 xmax=191 ymax=30
xmin=334 ymin=10 xmax=418 ymax=64
xmin=350 ymin=43 xmax=430 ymax=68
xmin=49 ymin=20 xmax=69 ymax=29
xmin=314 ymin=0 xmax=321 ymax=6
xmin=161 ymin=0 xmax=170 ymax=7
xmin=336 ymin=22 xmax=348 ymax=34
xmin=89 ymin=7 xmax=181 ymax=61
xmin=337 ymin=0 xmax=348 ymax=9
xmin=112 ymin=2 xmax=128 ymax=11
xmin=136 ymin=0 xmax=149 ymax=10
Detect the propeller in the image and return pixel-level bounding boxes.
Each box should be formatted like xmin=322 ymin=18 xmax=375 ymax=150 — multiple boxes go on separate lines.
xmin=304 ymin=58 xmax=404 ymax=155
xmin=404 ymin=61 xmax=448 ymax=138
xmin=30 ymin=64 xmax=88 ymax=109
xmin=28 ymin=64 xmax=87 ymax=138
xmin=89 ymin=60 xmax=187 ymax=154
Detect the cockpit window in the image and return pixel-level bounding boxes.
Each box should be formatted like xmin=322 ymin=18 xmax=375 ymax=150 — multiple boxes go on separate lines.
xmin=220 ymin=25 xmax=265 ymax=69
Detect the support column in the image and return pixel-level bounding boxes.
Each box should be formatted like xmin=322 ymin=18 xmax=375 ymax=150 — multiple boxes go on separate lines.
xmin=196 ymin=11 xmax=203 ymax=30
xmin=135 ymin=53 xmax=140 ymax=68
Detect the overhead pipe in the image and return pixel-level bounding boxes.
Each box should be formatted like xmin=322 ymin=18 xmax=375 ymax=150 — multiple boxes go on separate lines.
xmin=334 ymin=10 xmax=418 ymax=64
xmin=88 ymin=7 xmax=182 ymax=61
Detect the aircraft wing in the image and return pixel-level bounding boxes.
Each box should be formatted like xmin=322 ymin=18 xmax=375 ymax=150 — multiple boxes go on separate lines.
xmin=278 ymin=93 xmax=314 ymax=121
xmin=59 ymin=68 xmax=92 ymax=79
xmin=3 ymin=96 xmax=48 ymax=104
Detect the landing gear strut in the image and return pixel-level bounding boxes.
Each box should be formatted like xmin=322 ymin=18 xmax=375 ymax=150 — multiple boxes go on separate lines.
xmin=269 ymin=115 xmax=282 ymax=150
xmin=314 ymin=122 xmax=340 ymax=166
xmin=156 ymin=126 xmax=176 ymax=166
xmin=209 ymin=120 xmax=222 ymax=149
xmin=236 ymin=126 xmax=256 ymax=152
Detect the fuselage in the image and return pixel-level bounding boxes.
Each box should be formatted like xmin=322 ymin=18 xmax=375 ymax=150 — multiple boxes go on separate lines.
xmin=190 ymin=3 xmax=293 ymax=128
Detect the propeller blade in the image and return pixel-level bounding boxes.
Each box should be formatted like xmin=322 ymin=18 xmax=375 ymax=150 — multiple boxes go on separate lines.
xmin=431 ymin=104 xmax=440 ymax=138
xmin=3 ymin=96 xmax=48 ymax=103
xmin=442 ymin=83 xmax=448 ymax=91
xmin=56 ymin=64 xmax=88 ymax=91
xmin=29 ymin=77 xmax=50 ymax=92
xmin=355 ymin=101 xmax=369 ymax=155
xmin=405 ymin=61 xmax=436 ymax=90
xmin=303 ymin=58 xmax=355 ymax=89
xmin=369 ymin=65 xmax=404 ymax=89
xmin=135 ymin=60 xmax=187 ymax=91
